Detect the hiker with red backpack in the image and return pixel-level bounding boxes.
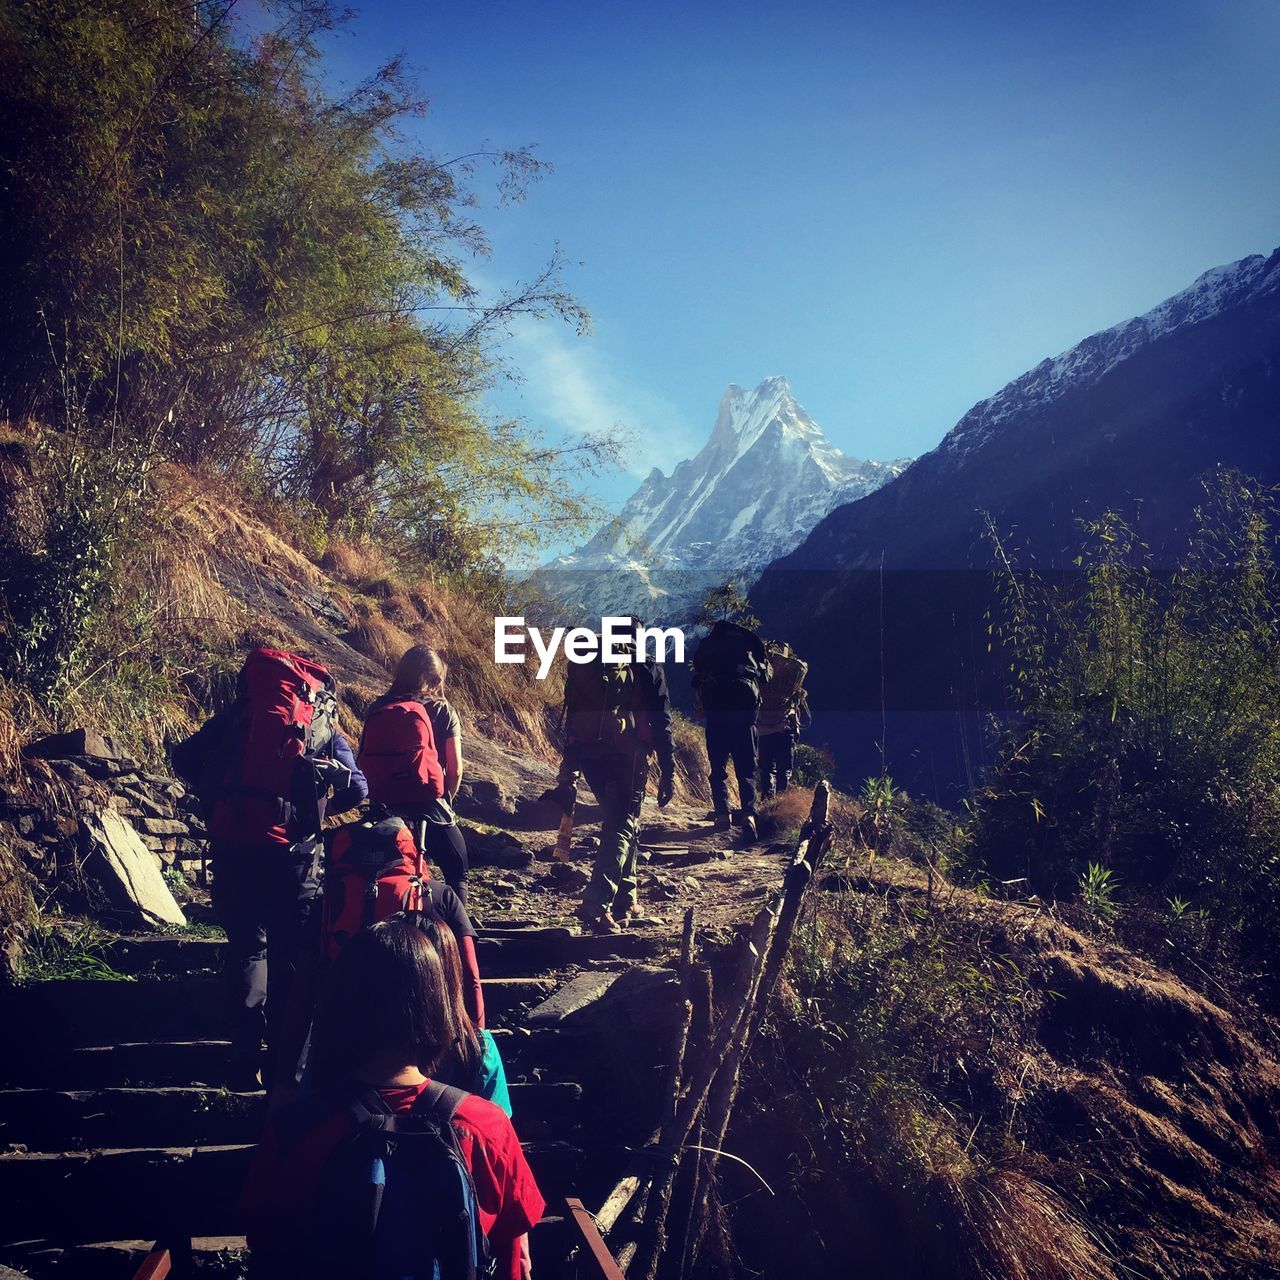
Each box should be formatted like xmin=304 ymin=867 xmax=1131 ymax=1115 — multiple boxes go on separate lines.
xmin=756 ymin=640 xmax=811 ymax=801
xmin=360 ymin=646 xmax=470 ymax=904
xmin=691 ymin=620 xmax=772 ymax=843
xmin=272 ymin=808 xmax=488 ymax=1106
xmin=320 ymin=807 xmax=485 ymax=1027
xmin=241 ymin=918 xmax=543 ymax=1280
xmin=548 ymin=618 xmax=677 ymax=935
xmin=171 ymin=647 xmax=367 ymax=1093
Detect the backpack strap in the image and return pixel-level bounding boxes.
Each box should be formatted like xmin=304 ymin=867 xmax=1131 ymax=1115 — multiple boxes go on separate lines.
xmin=412 ymin=1079 xmax=468 ymax=1124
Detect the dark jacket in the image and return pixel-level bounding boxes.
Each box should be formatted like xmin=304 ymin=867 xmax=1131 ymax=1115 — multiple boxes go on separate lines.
xmin=691 ymin=621 xmax=772 ymax=714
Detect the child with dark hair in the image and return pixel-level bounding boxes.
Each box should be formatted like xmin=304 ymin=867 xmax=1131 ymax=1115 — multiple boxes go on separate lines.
xmin=242 ymin=919 xmax=542 ymax=1280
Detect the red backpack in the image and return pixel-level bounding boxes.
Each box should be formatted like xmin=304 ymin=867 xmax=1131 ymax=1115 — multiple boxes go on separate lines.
xmin=358 ymin=699 xmax=445 ymax=808
xmin=207 ymin=647 xmax=338 ymax=846
xmin=321 ymin=812 xmax=426 ymax=963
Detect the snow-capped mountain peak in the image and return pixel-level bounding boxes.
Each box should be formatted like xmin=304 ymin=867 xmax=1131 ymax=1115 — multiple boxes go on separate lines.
xmin=540 ymin=377 xmax=911 ymax=621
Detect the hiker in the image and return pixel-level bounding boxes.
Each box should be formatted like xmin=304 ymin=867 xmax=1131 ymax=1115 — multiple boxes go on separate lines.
xmin=691 ymin=619 xmax=772 ymax=843
xmin=240 ymin=919 xmax=543 ymax=1280
xmin=757 ymin=641 xmax=811 ymax=802
xmin=320 ymin=808 xmax=485 ymax=1026
xmin=361 ymin=645 xmax=470 ymax=904
xmin=418 ymin=908 xmax=511 ymax=1116
xmin=171 ymin=647 xmax=367 ymax=1092
xmin=273 ymin=808 xmax=488 ymax=1097
xmin=549 ymin=618 xmax=677 ymax=935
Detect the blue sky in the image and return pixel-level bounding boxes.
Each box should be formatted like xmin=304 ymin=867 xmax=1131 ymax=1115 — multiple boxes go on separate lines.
xmin=296 ymin=0 xmax=1280 ymax=509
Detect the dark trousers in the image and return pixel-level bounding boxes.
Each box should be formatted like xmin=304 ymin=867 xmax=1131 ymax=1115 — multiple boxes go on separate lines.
xmin=210 ymin=840 xmax=321 ymax=1085
xmin=397 ymin=810 xmax=469 ymax=903
xmin=759 ymin=730 xmax=796 ymax=800
xmin=706 ymin=712 xmax=759 ymax=819
xmin=579 ymin=748 xmax=649 ymax=915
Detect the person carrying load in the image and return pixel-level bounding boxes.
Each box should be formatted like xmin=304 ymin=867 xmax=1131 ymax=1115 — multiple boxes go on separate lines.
xmin=360 ymin=645 xmax=470 ymax=904
xmin=691 ymin=619 xmax=771 ymax=843
xmin=757 ymin=640 xmax=811 ymax=801
xmin=171 ymin=646 xmax=368 ymax=1093
xmin=546 ymin=617 xmax=676 ymax=935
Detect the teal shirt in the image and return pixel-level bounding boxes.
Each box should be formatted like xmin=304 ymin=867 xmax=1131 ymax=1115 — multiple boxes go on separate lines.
xmin=478 ymin=1029 xmax=511 ymax=1116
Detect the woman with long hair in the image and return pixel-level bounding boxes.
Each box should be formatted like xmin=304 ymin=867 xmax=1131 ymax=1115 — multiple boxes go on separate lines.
xmin=363 ymin=644 xmax=471 ymax=902
xmin=242 ymin=918 xmax=541 ymax=1280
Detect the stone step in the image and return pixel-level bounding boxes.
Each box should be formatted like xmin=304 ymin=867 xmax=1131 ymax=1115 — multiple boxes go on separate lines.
xmin=97 ymin=929 xmax=665 ymax=978
xmin=0 ymin=1140 xmax=583 ymax=1243
xmin=4 ymin=1025 xmax=586 ymax=1090
xmin=1 ymin=1234 xmax=246 ymax=1279
xmin=0 ymin=1081 xmax=583 ymax=1151
xmin=0 ymin=976 xmax=557 ymax=1053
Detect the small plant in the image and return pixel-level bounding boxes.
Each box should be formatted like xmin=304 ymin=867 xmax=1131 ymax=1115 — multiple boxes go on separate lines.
xmin=1079 ymin=862 xmax=1119 ymax=924
xmin=163 ymin=865 xmax=192 ymax=902
xmin=858 ymin=774 xmax=899 ymax=865
xmin=1165 ymin=895 xmax=1210 ymax=939
xmin=790 ymin=743 xmax=835 ymax=787
xmin=861 ymin=774 xmax=898 ymax=818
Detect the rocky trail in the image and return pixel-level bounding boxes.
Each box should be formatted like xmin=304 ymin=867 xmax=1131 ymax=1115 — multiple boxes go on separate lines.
xmin=0 ymin=779 xmax=796 ymax=1279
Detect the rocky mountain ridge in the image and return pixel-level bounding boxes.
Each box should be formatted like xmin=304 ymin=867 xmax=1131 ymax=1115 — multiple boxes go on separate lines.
xmin=751 ymin=246 xmax=1280 ymax=793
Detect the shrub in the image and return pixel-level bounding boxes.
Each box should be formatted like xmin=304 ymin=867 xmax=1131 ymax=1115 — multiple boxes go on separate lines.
xmin=974 ymin=471 xmax=1280 ymax=990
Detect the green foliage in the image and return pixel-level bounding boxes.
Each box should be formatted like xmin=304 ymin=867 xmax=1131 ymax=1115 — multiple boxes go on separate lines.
xmin=1079 ymin=862 xmax=1119 ymax=924
xmin=774 ymin=882 xmax=1037 ymax=1186
xmin=0 ymin=437 xmax=149 ymax=704
xmin=790 ymin=742 xmax=835 ymax=787
xmin=695 ymin=579 xmax=759 ymax=629
xmin=975 ymin=471 xmax=1280 ymax=986
xmin=18 ymin=918 xmax=133 ymax=982
xmin=0 ymin=0 xmax=614 ymax=579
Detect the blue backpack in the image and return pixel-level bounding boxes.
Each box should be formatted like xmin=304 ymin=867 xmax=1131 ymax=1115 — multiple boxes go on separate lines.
xmin=299 ymin=1081 xmax=491 ymax=1280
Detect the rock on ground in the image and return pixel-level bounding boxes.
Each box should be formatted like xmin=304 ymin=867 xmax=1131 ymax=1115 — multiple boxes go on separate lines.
xmin=81 ymin=809 xmax=186 ymax=930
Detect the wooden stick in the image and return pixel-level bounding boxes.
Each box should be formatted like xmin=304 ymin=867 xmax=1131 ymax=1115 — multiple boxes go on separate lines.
xmin=564 ymin=1197 xmax=629 ymax=1280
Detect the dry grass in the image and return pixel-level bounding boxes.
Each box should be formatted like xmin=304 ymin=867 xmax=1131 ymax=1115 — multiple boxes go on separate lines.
xmin=951 ymin=1167 xmax=1117 ymax=1280
xmin=344 ymin=614 xmax=417 ymax=673
xmin=320 ymin=538 xmax=401 ymax=596
xmin=758 ymin=784 xmax=859 ymax=841
xmin=671 ymin=712 xmax=710 ymax=802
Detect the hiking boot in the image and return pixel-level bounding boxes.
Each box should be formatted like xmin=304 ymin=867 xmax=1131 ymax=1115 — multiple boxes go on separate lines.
xmin=740 ymin=814 xmax=759 ymax=844
xmin=713 ymin=813 xmax=732 ymax=831
xmin=575 ymin=902 xmax=622 ymax=935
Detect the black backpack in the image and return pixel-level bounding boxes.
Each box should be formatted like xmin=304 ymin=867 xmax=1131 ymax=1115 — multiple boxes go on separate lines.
xmin=293 ymin=1081 xmax=491 ymax=1280
xmin=694 ymin=621 xmax=770 ymax=710
xmin=563 ymin=656 xmax=640 ymax=754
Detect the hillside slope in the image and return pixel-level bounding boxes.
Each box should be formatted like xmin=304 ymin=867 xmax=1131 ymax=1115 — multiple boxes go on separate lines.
xmin=730 ymin=857 xmax=1280 ymax=1280
xmin=1 ymin=460 xmax=1278 ymax=1279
